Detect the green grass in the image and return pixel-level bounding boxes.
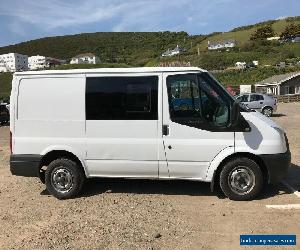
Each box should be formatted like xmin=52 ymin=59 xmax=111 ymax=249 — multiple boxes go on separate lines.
xmin=213 ymin=67 xmax=300 ymax=86
xmin=0 ymin=73 xmax=13 ymax=100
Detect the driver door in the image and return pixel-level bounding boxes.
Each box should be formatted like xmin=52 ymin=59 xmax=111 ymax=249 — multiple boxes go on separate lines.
xmin=161 ymin=72 xmax=234 ymax=180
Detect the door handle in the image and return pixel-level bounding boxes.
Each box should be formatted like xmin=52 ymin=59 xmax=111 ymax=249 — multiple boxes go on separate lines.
xmin=163 ymin=125 xmax=169 ymax=136
xmin=260 ymin=102 xmax=263 ymax=104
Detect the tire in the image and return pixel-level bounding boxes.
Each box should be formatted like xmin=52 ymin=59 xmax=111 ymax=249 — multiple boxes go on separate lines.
xmin=219 ymin=157 xmax=264 ymax=201
xmin=262 ymin=107 xmax=273 ymax=117
xmin=45 ymin=158 xmax=85 ymax=199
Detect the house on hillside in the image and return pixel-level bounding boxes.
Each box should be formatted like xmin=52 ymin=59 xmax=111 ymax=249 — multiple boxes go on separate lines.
xmin=70 ymin=53 xmax=100 ymax=64
xmin=161 ymin=45 xmax=185 ymax=57
xmin=266 ymin=36 xmax=280 ymax=41
xmin=255 ymin=72 xmax=300 ymax=95
xmin=208 ymin=39 xmax=235 ymax=50
xmin=235 ymin=62 xmax=246 ymax=69
xmin=0 ymin=53 xmax=28 ymax=72
xmin=28 ymin=55 xmax=64 ymax=70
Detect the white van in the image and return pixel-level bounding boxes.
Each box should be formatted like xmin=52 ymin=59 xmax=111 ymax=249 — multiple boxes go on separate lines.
xmin=10 ymin=67 xmax=290 ymax=200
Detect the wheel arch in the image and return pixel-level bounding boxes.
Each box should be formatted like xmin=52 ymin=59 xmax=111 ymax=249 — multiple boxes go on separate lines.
xmin=38 ymin=149 xmax=88 ymax=183
xmin=209 ymin=152 xmax=269 ymax=192
xmin=262 ymin=105 xmax=273 ymax=111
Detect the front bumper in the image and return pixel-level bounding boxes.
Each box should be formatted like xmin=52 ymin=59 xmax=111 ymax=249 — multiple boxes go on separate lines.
xmin=10 ymin=154 xmax=41 ymax=177
xmin=260 ymin=149 xmax=291 ymax=184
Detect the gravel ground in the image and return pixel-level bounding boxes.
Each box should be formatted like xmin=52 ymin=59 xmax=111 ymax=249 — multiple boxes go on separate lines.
xmin=0 ymin=102 xmax=299 ymax=250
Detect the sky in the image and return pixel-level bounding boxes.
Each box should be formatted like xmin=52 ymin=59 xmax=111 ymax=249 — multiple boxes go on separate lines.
xmin=0 ymin=0 xmax=299 ymax=47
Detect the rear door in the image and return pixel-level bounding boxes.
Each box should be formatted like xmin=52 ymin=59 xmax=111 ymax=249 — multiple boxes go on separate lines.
xmin=248 ymin=94 xmax=264 ymax=110
xmin=161 ymin=72 xmax=234 ymax=180
xmin=85 ymin=74 xmax=161 ymax=178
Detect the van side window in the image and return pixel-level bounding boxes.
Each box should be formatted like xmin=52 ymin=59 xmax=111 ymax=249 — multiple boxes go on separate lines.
xmin=126 ymin=83 xmax=151 ymax=112
xmin=86 ymin=76 xmax=158 ymax=120
xmin=167 ymin=73 xmax=230 ymax=129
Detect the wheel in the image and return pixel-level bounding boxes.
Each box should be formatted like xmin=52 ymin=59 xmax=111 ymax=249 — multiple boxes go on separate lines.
xmin=262 ymin=107 xmax=273 ymax=117
xmin=45 ymin=158 xmax=85 ymax=199
xmin=219 ymin=157 xmax=263 ymax=201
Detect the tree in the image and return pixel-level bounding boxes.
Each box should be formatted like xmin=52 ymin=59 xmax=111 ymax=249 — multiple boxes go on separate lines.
xmin=250 ymin=26 xmax=275 ymax=40
xmin=280 ymin=23 xmax=300 ymax=39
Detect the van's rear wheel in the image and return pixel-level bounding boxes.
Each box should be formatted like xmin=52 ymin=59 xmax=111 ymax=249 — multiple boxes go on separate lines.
xmin=45 ymin=158 xmax=85 ymax=199
xmin=219 ymin=157 xmax=263 ymax=201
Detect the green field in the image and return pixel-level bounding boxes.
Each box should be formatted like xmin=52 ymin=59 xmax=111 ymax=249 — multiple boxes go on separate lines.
xmin=1 ymin=16 xmax=300 ymax=99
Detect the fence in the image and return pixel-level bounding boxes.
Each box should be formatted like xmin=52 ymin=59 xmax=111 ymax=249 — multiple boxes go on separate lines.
xmin=276 ymin=94 xmax=300 ymax=103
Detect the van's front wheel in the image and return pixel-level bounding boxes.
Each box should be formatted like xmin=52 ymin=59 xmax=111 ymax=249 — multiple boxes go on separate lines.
xmin=219 ymin=157 xmax=263 ymax=201
xmin=45 ymin=158 xmax=85 ymax=199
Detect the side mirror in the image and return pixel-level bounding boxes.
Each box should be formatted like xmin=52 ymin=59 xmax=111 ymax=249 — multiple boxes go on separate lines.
xmin=230 ymin=102 xmax=240 ymax=127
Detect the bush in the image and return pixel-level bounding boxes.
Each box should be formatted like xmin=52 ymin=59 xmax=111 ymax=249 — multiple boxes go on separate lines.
xmin=213 ymin=67 xmax=300 ymax=86
xmin=250 ymin=26 xmax=275 ymax=40
xmin=0 ymin=73 xmax=13 ymax=99
xmin=280 ymin=23 xmax=300 ymax=39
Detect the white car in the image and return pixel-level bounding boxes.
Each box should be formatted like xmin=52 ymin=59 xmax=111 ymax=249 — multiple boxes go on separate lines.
xmin=236 ymin=93 xmax=277 ymax=117
xmin=9 ymin=67 xmax=290 ymax=200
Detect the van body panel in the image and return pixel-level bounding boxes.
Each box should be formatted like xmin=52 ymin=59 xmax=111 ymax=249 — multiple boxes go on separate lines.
xmin=84 ymin=73 xmax=163 ymax=178
xmin=13 ymin=76 xmax=86 ymax=165
xmin=85 ymin=120 xmax=159 ymax=177
xmin=235 ymin=112 xmax=287 ymax=155
xmin=205 ymin=146 xmax=235 ymax=181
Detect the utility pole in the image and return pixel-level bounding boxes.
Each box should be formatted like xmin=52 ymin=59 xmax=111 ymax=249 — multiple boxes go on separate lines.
xmin=197 ymin=46 xmax=200 ymax=56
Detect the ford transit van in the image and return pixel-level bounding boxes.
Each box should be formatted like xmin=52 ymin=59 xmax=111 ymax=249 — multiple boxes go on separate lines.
xmin=9 ymin=67 xmax=290 ymax=200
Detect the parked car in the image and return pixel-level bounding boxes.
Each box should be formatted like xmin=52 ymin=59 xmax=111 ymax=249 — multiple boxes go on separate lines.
xmin=9 ymin=67 xmax=290 ymax=201
xmin=235 ymin=93 xmax=277 ymax=117
xmin=0 ymin=104 xmax=9 ymax=125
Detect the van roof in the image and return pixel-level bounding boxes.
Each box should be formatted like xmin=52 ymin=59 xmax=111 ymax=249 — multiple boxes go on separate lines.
xmin=14 ymin=67 xmax=205 ymax=76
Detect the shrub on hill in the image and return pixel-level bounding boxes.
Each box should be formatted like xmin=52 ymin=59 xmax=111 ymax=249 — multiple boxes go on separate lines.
xmin=280 ymin=23 xmax=300 ymax=39
xmin=250 ymin=26 xmax=275 ymax=40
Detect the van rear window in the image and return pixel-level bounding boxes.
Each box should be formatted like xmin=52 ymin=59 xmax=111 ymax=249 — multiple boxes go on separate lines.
xmin=86 ymin=76 xmax=158 ymax=120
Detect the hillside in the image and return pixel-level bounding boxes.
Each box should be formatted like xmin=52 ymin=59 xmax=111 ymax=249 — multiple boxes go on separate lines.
xmin=0 ymin=32 xmax=204 ymax=66
xmin=1 ymin=16 xmax=300 ymax=100
xmin=190 ymin=16 xmax=300 ymax=51
xmin=0 ymin=17 xmax=299 ymax=68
